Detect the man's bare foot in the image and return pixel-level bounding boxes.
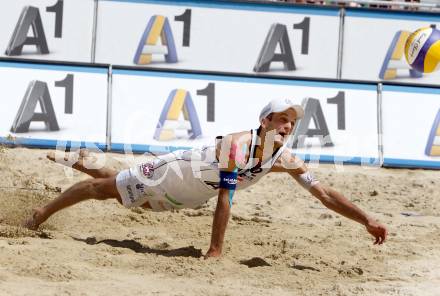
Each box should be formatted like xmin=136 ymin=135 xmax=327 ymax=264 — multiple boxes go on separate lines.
xmin=47 ymin=148 xmax=93 ymax=167
xmin=23 ymin=207 xmax=46 ymax=230
xmin=46 ymin=148 xmax=116 ymax=179
xmin=204 ymin=248 xmax=222 ymax=259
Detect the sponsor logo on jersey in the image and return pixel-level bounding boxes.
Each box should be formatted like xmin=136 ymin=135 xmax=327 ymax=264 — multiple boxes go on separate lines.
xmin=239 ymin=166 xmax=263 ymax=181
xmin=140 ymin=163 xmax=154 ymax=178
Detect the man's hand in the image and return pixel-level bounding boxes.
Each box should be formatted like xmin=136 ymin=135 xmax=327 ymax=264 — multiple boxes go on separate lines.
xmin=366 ymin=220 xmax=388 ymax=245
xmin=204 ymin=248 xmax=222 ymax=259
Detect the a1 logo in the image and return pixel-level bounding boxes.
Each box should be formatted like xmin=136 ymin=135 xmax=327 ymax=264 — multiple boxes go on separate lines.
xmin=5 ymin=0 xmax=64 ymax=56
xmin=254 ymin=17 xmax=311 ymax=72
xmin=134 ymin=9 xmax=192 ymax=65
xmin=154 ymin=83 xmax=215 ymax=141
xmin=293 ymin=92 xmax=346 ymax=148
xmin=11 ymin=74 xmax=74 ymax=133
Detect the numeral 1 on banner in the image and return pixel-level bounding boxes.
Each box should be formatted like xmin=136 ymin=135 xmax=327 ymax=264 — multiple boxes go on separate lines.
xmin=46 ymin=0 xmax=64 ymax=38
xmin=174 ymin=9 xmax=191 ymax=47
xmin=197 ymin=83 xmax=215 ymax=122
xmin=293 ymin=17 xmax=310 ymax=55
xmin=55 ymin=74 xmax=74 ymax=114
xmin=327 ymin=91 xmax=345 ymax=130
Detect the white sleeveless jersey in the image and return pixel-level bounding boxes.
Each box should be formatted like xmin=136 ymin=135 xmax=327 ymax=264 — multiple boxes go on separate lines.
xmin=130 ymin=129 xmax=286 ymax=210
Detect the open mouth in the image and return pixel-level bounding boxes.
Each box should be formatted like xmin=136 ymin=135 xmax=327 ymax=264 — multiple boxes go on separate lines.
xmin=277 ymin=133 xmax=287 ymax=141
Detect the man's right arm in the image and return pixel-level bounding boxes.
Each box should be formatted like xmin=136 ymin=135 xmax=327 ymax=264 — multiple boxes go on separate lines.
xmin=205 ymin=188 xmax=232 ymax=258
xmin=205 ymin=136 xmax=242 ymax=259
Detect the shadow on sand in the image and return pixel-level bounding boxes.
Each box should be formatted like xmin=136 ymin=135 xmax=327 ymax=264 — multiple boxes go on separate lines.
xmin=72 ymin=236 xmax=203 ymax=258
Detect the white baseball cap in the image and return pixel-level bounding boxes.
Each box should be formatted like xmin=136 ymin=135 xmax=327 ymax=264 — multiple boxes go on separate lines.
xmin=259 ymin=98 xmax=304 ymax=122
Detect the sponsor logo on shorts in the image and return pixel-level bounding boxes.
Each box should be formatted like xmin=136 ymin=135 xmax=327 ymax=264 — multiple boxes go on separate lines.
xmin=140 ymin=163 xmax=154 ymax=178
xmin=135 ymin=183 xmax=145 ymax=194
xmin=126 ymin=185 xmax=135 ymax=203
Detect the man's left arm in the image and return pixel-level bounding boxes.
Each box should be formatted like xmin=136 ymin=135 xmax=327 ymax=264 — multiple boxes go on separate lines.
xmin=273 ymin=150 xmax=387 ymax=244
xmin=306 ymin=182 xmax=387 ymax=245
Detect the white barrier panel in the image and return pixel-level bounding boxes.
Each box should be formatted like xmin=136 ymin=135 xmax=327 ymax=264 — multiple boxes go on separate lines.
xmin=0 ymin=0 xmax=94 ymax=62
xmin=0 ymin=62 xmax=108 ymax=148
xmin=96 ymin=0 xmax=339 ymax=79
xmin=342 ymin=10 xmax=440 ymax=85
xmin=111 ymin=69 xmax=379 ymax=164
xmin=383 ymin=85 xmax=440 ymax=169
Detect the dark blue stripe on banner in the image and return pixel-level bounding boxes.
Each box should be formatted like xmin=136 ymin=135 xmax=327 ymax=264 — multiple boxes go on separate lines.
xmin=101 ymin=0 xmax=339 ymax=16
xmin=113 ymin=69 xmax=376 ymax=90
xmin=0 ymin=137 xmax=107 ymax=150
xmin=110 ymin=142 xmax=191 ymax=154
xmin=346 ymin=10 xmax=440 ymax=22
xmin=296 ymin=154 xmax=380 ymax=166
xmin=384 ymin=158 xmax=440 ymax=169
xmin=0 ymin=62 xmax=107 ymax=74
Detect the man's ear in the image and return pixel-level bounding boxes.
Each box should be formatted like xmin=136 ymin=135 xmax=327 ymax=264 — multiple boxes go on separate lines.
xmin=260 ymin=118 xmax=269 ymax=129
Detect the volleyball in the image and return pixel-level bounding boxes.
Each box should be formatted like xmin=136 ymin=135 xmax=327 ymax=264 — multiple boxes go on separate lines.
xmin=404 ymin=27 xmax=440 ymax=73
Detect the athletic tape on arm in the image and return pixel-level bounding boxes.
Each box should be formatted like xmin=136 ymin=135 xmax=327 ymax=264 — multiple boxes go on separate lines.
xmin=221 ymin=142 xmax=247 ymax=207
xmin=219 ymin=170 xmax=238 ymax=190
xmin=219 ymin=170 xmax=238 ymax=207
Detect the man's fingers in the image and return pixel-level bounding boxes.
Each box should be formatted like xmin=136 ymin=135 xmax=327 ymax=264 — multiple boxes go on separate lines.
xmin=378 ymin=228 xmax=387 ymax=244
xmin=370 ymin=224 xmax=388 ymax=245
xmin=381 ymin=231 xmax=387 ymax=244
xmin=376 ymin=229 xmax=387 ymax=245
xmin=374 ymin=236 xmax=379 ymax=245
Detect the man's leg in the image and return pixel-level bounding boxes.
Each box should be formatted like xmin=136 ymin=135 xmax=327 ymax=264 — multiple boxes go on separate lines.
xmin=47 ymin=149 xmax=117 ymax=179
xmin=24 ymin=175 xmax=121 ymax=230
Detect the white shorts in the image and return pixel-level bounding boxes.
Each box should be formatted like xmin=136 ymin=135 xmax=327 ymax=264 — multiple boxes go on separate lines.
xmin=115 ymin=168 xmax=177 ymax=212
xmin=115 ymin=152 xmax=217 ymax=211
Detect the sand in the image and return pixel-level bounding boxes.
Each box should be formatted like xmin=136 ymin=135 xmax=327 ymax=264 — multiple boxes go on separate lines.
xmin=0 ymin=146 xmax=439 ymax=296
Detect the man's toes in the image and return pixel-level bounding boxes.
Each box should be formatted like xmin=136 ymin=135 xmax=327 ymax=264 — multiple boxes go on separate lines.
xmin=46 ymin=151 xmax=56 ymax=162
xmin=78 ymin=149 xmax=90 ymax=158
xmin=46 ymin=151 xmax=73 ymax=163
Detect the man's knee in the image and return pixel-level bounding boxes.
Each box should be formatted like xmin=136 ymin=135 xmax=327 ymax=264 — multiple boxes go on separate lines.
xmin=88 ymin=177 xmax=119 ymax=200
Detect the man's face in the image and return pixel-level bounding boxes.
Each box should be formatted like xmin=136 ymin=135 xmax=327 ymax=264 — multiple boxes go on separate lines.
xmin=261 ymin=110 xmax=297 ymax=145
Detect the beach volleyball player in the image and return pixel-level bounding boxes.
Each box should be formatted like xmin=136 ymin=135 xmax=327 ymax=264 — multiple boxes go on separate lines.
xmin=24 ymin=98 xmax=387 ymax=258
